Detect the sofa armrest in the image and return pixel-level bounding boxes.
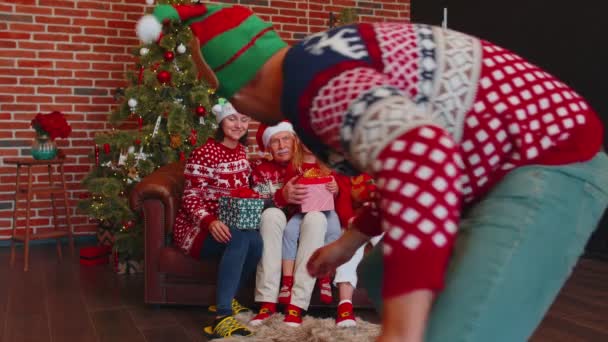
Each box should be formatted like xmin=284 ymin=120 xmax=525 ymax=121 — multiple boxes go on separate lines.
xmin=129 ymin=161 xmax=186 ymax=234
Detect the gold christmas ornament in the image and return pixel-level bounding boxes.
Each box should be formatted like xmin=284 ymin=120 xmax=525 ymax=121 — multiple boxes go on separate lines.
xmin=128 ymin=167 xmax=139 ymax=179
xmin=170 ymin=134 xmax=182 ymax=148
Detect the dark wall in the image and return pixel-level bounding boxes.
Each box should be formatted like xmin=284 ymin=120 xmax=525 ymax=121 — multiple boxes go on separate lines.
xmin=412 ymin=0 xmax=608 ymax=258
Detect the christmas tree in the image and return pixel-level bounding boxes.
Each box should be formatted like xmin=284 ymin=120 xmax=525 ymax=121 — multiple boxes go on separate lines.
xmin=330 ymin=7 xmax=359 ymax=28
xmin=78 ymin=0 xmax=216 ymax=264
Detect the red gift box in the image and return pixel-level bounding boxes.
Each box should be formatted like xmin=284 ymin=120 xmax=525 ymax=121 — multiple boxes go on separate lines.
xmin=79 ymin=245 xmax=111 ymax=266
xmin=297 ymin=176 xmax=335 ymax=212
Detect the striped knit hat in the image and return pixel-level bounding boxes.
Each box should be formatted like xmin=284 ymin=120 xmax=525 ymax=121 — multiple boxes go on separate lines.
xmin=136 ymin=3 xmax=287 ymax=99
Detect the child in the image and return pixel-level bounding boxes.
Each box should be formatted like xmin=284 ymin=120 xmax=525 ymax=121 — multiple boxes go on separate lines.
xmin=333 ymin=173 xmax=382 ymax=328
xmin=278 ymin=141 xmax=353 ymax=326
xmin=279 ymin=142 xmax=338 ymax=300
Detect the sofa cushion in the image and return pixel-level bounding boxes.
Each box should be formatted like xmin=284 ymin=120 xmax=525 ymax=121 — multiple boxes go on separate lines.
xmin=159 ymin=246 xmax=218 ymax=279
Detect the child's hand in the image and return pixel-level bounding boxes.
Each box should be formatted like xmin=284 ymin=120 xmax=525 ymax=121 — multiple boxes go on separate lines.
xmin=326 ymin=177 xmax=338 ymax=194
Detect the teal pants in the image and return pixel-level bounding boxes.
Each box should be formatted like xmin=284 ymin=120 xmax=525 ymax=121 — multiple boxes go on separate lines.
xmin=360 ymin=152 xmax=608 ymax=342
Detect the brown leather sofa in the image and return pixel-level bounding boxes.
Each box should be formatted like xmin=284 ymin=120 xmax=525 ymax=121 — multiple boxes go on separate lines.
xmin=129 ymin=161 xmax=373 ymax=308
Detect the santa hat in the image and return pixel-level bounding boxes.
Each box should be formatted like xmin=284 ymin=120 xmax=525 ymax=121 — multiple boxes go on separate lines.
xmin=136 ymin=3 xmax=287 ymax=99
xmin=256 ymin=121 xmax=295 ymax=151
xmin=212 ymin=98 xmax=238 ymax=123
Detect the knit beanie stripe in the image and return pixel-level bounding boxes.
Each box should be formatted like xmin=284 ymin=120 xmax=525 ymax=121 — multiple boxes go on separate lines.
xmin=213 ymin=26 xmax=273 ymax=72
xmin=214 ymin=28 xmax=286 ymax=98
xmin=145 ymin=3 xmax=287 ymax=99
xmin=200 ymin=15 xmax=271 ymax=70
xmin=175 ymin=4 xmax=210 ymax=21
xmin=189 ymin=7 xmax=252 ymax=49
xmin=153 ymin=4 xmax=180 ymax=23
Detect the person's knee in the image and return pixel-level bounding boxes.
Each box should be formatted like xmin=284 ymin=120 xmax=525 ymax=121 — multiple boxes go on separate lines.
xmin=301 ymin=212 xmax=328 ymax=232
xmin=260 ymin=208 xmax=286 ymax=235
xmin=227 ymin=229 xmax=249 ymax=249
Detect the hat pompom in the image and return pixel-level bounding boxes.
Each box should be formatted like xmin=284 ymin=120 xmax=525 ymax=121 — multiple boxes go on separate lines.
xmin=136 ymin=14 xmax=162 ymax=43
xmin=211 ymin=104 xmax=223 ymax=116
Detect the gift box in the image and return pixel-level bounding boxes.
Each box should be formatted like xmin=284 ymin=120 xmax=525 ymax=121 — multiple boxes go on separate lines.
xmin=218 ymin=188 xmax=265 ymax=230
xmin=79 ymin=245 xmax=111 ymax=266
xmin=297 ymin=176 xmax=335 ymax=212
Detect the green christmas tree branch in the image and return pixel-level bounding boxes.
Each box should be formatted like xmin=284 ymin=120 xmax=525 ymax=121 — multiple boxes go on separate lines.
xmin=78 ymin=0 xmax=218 ymax=264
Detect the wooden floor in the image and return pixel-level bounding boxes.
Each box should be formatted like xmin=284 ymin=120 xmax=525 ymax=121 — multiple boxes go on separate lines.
xmin=0 ymin=243 xmax=606 ymax=342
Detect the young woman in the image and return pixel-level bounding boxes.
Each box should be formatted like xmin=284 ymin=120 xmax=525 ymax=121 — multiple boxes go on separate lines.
xmin=173 ymin=99 xmax=262 ymax=339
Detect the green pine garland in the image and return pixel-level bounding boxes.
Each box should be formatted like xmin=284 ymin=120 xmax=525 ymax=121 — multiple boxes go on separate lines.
xmin=78 ymin=0 xmax=217 ymax=263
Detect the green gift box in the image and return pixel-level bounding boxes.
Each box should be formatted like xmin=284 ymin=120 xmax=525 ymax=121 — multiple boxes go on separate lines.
xmin=218 ymin=196 xmax=265 ymax=230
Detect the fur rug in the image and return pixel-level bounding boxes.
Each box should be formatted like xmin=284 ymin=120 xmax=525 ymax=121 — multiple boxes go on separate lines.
xmin=211 ymin=312 xmax=380 ymax=342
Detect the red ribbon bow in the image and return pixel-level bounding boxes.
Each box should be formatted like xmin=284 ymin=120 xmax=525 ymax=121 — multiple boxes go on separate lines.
xmin=230 ymin=188 xmax=260 ymax=198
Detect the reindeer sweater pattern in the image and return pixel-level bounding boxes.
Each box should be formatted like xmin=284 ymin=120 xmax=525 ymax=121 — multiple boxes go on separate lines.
xmin=250 ymin=159 xmax=288 ymax=198
xmin=173 ymin=139 xmax=251 ymax=258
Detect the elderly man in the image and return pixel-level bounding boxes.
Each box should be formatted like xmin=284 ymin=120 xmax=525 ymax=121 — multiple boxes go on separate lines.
xmin=250 ymin=122 xmax=332 ymax=327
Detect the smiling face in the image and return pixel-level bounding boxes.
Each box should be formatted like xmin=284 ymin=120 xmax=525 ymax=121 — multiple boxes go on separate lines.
xmin=267 ymin=131 xmax=295 ymax=164
xmin=220 ymin=113 xmax=250 ymax=143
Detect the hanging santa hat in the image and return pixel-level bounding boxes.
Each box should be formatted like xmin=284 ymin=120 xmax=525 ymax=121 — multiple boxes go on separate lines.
xmin=136 ymin=3 xmax=287 ymax=100
xmin=256 ymin=121 xmax=295 ymax=152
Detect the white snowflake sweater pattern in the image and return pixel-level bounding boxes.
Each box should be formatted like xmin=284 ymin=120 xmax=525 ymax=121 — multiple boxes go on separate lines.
xmin=281 ymin=23 xmax=603 ymax=297
xmin=173 ymin=139 xmax=251 ymax=257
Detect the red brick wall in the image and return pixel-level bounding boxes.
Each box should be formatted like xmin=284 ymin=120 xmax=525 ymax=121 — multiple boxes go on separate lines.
xmin=0 ymin=0 xmax=409 ymax=239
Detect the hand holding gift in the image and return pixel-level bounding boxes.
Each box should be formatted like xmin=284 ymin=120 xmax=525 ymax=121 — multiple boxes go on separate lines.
xmin=325 ymin=176 xmax=338 ymax=194
xmin=282 ymin=176 xmax=308 ymax=205
xmin=297 ymin=168 xmax=335 ymax=212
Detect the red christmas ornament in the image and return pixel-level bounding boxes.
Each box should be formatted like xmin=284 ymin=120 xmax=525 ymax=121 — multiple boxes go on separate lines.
xmin=189 ymin=129 xmax=197 ymax=146
xmin=138 ymin=66 xmax=144 ymax=84
xmin=179 ymin=151 xmax=186 ymax=161
xmin=134 ymin=138 xmax=141 ymax=145
xmin=123 ymin=220 xmax=135 ymax=230
xmin=195 ymin=105 xmax=206 ymax=117
xmin=137 ymin=116 xmax=143 ymax=130
xmin=164 ymin=51 xmax=175 ymax=62
xmin=103 ymin=143 xmax=110 ymax=154
xmin=157 ymin=70 xmax=171 ymax=84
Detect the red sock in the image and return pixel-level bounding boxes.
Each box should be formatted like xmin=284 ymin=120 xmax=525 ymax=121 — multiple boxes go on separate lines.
xmin=278 ymin=276 xmax=294 ymax=305
xmin=319 ymin=277 xmax=333 ymax=304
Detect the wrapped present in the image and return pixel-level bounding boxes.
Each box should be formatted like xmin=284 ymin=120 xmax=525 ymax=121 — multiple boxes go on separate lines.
xmin=79 ymin=245 xmax=111 ymax=266
xmin=297 ymin=176 xmax=335 ymax=212
xmin=218 ymin=188 xmax=265 ymax=230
